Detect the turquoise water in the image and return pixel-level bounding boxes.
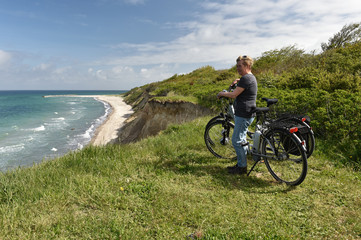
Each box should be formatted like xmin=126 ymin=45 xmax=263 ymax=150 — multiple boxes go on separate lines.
xmin=0 ymin=90 xmax=126 ymax=172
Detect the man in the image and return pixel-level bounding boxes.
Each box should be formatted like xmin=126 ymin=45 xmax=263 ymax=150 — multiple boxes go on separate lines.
xmin=217 ymin=55 xmax=258 ymax=174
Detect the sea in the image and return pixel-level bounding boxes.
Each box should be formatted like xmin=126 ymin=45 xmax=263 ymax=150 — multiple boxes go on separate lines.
xmin=0 ymin=90 xmax=127 ymax=172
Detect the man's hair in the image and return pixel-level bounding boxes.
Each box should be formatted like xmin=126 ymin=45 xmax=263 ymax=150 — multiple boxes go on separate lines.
xmin=236 ymin=55 xmax=253 ymax=68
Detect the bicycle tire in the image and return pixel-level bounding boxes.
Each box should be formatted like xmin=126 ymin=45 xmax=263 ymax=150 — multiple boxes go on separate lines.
xmin=204 ymin=119 xmax=237 ymax=160
xmin=277 ymin=117 xmax=315 ymax=158
xmin=261 ymin=128 xmax=307 ymax=186
xmin=205 ymin=115 xmax=225 ymax=129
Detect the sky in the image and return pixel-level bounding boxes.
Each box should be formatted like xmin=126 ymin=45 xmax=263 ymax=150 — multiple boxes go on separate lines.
xmin=1 ymin=0 xmax=361 ymax=90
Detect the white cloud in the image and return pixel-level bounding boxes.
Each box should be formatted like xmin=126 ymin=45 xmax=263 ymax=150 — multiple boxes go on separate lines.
xmin=61 ymin=0 xmax=361 ymax=89
xmin=0 ymin=50 xmax=12 ymax=66
xmin=104 ymin=0 xmax=146 ymax=5
xmin=124 ymin=0 xmax=146 ymax=4
xmin=32 ymin=63 xmax=52 ymax=71
xmin=105 ymin=0 xmax=361 ymax=72
xmin=2 ymin=0 xmax=361 ymax=90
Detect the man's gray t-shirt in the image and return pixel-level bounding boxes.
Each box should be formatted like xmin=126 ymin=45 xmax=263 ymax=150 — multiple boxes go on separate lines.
xmin=234 ymin=73 xmax=257 ymax=118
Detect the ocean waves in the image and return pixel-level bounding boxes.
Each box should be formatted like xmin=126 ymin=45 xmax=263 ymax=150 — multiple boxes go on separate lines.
xmin=0 ymin=143 xmax=25 ymax=154
xmin=68 ymin=99 xmax=112 ymax=150
xmin=0 ymin=90 xmax=121 ymax=172
xmin=31 ymin=125 xmax=46 ymax=132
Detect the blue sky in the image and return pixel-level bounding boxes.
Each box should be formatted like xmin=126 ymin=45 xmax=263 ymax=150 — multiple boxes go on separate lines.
xmin=1 ymin=0 xmax=361 ymax=90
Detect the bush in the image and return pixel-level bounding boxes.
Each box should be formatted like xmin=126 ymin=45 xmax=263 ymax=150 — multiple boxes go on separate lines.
xmin=124 ymin=40 xmax=361 ymax=168
xmin=253 ymin=45 xmax=314 ymax=75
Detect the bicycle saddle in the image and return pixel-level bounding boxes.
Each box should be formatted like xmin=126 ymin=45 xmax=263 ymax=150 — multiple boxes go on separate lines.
xmin=262 ymin=97 xmax=278 ymax=107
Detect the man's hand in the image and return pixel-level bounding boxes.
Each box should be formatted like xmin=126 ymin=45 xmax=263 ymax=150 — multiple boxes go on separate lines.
xmin=230 ymin=79 xmax=240 ymax=87
xmin=217 ymin=90 xmax=228 ymax=99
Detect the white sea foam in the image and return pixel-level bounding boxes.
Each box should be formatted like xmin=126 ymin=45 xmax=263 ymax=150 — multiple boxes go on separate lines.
xmin=44 ymin=117 xmax=68 ymax=129
xmin=70 ymin=99 xmax=109 ymax=149
xmin=95 ymin=98 xmax=112 ymax=124
xmin=52 ymin=117 xmax=65 ymax=121
xmin=44 ymin=122 xmax=61 ymax=128
xmin=25 ymin=136 xmax=34 ymax=142
xmin=0 ymin=144 xmax=25 ymax=154
xmin=51 ymin=147 xmax=58 ymax=152
xmin=33 ymin=125 xmax=46 ymax=132
xmin=82 ymin=124 xmax=95 ymax=140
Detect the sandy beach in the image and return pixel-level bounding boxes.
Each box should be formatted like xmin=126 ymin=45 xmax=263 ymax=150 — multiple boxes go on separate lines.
xmin=44 ymin=95 xmax=133 ymax=146
xmin=91 ymin=95 xmax=133 ymax=146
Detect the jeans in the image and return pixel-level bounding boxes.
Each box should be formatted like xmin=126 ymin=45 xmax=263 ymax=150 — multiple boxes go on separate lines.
xmin=232 ymin=116 xmax=255 ymax=168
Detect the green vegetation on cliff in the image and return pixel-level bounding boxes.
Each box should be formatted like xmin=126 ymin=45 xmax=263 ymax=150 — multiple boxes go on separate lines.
xmin=124 ymin=42 xmax=361 ymax=169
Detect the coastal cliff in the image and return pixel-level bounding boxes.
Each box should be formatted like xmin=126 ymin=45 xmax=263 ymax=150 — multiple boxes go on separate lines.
xmin=115 ymin=99 xmax=213 ymax=144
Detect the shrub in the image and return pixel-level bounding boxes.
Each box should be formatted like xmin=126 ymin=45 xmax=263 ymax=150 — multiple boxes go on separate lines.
xmin=124 ymin=40 xmax=361 ymax=167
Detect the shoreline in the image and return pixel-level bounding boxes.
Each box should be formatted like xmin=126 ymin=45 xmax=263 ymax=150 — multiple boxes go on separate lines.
xmin=44 ymin=95 xmax=133 ymax=146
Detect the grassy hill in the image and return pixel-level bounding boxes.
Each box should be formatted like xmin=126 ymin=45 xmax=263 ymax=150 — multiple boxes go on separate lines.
xmin=0 ymin=117 xmax=360 ymax=239
xmin=1 ymin=37 xmax=361 ymax=238
xmin=124 ymin=43 xmax=361 ymax=169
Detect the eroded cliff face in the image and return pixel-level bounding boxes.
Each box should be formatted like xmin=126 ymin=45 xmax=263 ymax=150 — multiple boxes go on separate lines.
xmin=115 ymin=100 xmax=213 ymax=144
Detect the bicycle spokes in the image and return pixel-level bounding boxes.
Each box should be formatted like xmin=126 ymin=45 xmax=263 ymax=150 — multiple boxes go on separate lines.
xmin=204 ymin=120 xmax=236 ymax=160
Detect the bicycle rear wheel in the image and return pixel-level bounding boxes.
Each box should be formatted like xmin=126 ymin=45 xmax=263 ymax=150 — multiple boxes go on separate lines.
xmin=261 ymin=128 xmax=307 ymax=186
xmin=204 ymin=120 xmax=236 ymax=160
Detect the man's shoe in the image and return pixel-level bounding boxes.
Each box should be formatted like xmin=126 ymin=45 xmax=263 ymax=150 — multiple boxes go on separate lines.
xmin=227 ymin=165 xmax=247 ymax=175
xmin=227 ymin=164 xmax=238 ymax=170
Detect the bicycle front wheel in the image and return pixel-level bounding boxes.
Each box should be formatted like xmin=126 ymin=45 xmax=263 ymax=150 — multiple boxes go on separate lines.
xmin=204 ymin=120 xmax=236 ymax=160
xmin=205 ymin=115 xmax=225 ymax=129
xmin=261 ymin=128 xmax=307 ymax=186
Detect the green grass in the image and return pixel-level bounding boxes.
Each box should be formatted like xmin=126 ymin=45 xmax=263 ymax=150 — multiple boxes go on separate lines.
xmin=1 ymin=117 xmax=360 ymax=239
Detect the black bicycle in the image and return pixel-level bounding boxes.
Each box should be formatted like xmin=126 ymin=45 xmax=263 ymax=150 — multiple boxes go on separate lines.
xmin=204 ymin=93 xmax=310 ymax=186
xmin=205 ymin=94 xmax=315 ymax=158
